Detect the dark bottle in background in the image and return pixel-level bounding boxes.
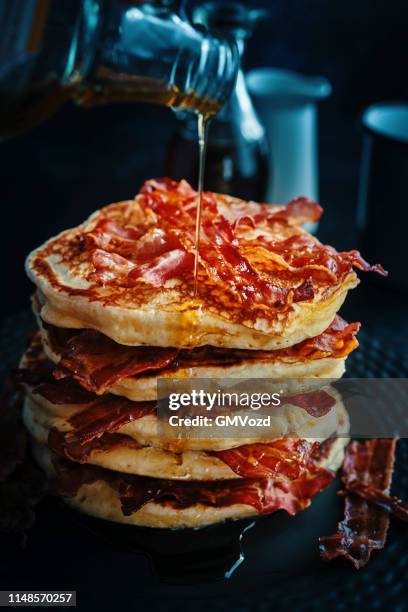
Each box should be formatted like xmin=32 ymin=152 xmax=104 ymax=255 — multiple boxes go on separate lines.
xmin=166 ymin=1 xmax=269 ymax=201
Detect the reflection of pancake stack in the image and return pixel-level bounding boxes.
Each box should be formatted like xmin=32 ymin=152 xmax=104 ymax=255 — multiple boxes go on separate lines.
xmin=19 ymin=178 xmax=384 ymax=529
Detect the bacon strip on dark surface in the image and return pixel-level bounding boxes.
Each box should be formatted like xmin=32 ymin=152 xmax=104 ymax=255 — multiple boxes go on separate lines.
xmin=319 ymin=439 xmax=397 ymax=569
xmin=51 ymin=455 xmax=334 ymax=517
xmin=343 ymin=482 xmax=408 ymax=522
xmin=341 ymin=439 xmax=408 ymax=522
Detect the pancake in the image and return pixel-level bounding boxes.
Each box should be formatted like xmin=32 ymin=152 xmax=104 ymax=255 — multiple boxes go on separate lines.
xmin=23 ymin=393 xmax=349 ymax=480
xmin=35 ymin=307 xmax=359 ymax=402
xmin=20 ymin=339 xmax=346 ymax=452
xmin=24 ymin=178 xmax=384 ymax=351
xmin=32 ymin=437 xmax=347 ymax=528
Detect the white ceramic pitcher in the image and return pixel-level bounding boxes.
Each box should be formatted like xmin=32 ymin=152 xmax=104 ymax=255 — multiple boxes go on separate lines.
xmin=246 ymin=68 xmax=331 ymax=206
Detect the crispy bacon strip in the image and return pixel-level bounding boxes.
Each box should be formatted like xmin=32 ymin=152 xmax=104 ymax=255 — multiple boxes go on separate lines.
xmin=49 ymin=416 xmax=334 ymax=494
xmin=143 ymin=181 xmax=307 ymax=309
xmin=341 ymin=439 xmax=408 ymax=522
xmin=214 ymin=439 xmax=335 ymax=483
xmin=52 ymin=328 xmax=177 ymax=394
xmin=288 ymin=390 xmax=336 ymax=418
xmin=17 ymin=351 xmax=156 ymax=440
xmin=90 ymin=249 xmax=135 ymax=285
xmin=46 ymin=392 xmax=155 ymax=463
xmin=343 ymin=483 xmax=408 ymax=522
xmin=66 ymin=396 xmax=155 ymax=443
xmin=199 ymin=214 xmax=317 ymax=308
xmin=283 ymin=315 xmax=360 ymax=359
xmin=48 ymin=429 xmax=141 ymax=463
xmin=127 ymin=248 xmax=194 ymax=286
xmin=339 ymin=250 xmax=387 ymax=277
xmin=43 ymin=315 xmax=359 ymax=394
xmin=51 ymin=457 xmax=334 ymax=517
xmin=257 ymin=234 xmax=387 ymax=283
xmin=32 ymin=380 xmax=95 ymax=405
xmin=266 ymin=197 xmax=323 ymax=225
xmin=319 ymin=439 xmax=397 ymax=569
xmin=84 ymin=178 xmax=386 ymax=316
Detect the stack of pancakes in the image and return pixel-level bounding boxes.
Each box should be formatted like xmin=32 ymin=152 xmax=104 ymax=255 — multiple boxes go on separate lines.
xmin=19 ymin=178 xmax=383 ymax=529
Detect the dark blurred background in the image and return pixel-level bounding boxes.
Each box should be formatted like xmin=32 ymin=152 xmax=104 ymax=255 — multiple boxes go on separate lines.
xmin=1 ymin=0 xmax=408 ymax=348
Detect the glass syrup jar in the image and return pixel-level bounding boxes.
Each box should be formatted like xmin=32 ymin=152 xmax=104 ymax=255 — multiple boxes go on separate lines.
xmin=0 ymin=0 xmax=238 ymax=140
xmin=166 ymin=0 xmax=269 ymax=201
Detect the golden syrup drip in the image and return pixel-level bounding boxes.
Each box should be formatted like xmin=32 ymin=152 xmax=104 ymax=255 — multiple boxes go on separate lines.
xmin=193 ymin=113 xmax=210 ymax=296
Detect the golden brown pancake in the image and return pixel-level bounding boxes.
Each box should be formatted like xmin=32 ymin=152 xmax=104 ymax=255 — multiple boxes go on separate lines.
xmin=23 ymin=179 xmax=383 ymax=351
xmin=23 ymin=392 xmax=349 ymax=480
xmin=34 ymin=304 xmax=359 ymax=401
xmin=32 ymin=437 xmax=347 ymax=529
xmin=20 ymin=340 xmax=347 ymax=453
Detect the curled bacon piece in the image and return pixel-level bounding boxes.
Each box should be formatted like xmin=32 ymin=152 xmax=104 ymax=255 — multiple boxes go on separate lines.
xmin=128 ymin=249 xmax=194 ymax=286
xmin=339 ymin=250 xmax=387 ymax=277
xmin=257 ymin=234 xmax=388 ymax=284
xmin=18 ymin=348 xmax=156 ymax=441
xmin=90 ymin=247 xmax=194 ymax=288
xmin=49 ymin=429 xmax=141 ymax=463
xmin=89 ymin=249 xmax=135 ymax=285
xmin=343 ymin=482 xmax=408 ymax=522
xmin=199 ymin=217 xmax=294 ymax=308
xmin=267 ymin=197 xmax=323 ymax=225
xmin=83 ymin=219 xmax=144 ymax=256
xmin=51 ymin=457 xmax=334 ymax=517
xmin=46 ymin=390 xmax=155 ymax=463
xmin=82 ymin=178 xmax=386 ymax=318
xmin=65 ymin=396 xmax=155 ymax=443
xmin=52 ymin=328 xmax=178 ymax=394
xmin=288 ymin=390 xmax=336 ymax=418
xmin=341 ymin=439 xmax=408 ymax=522
xmin=319 ymin=439 xmax=397 ymax=569
xmin=283 ymin=315 xmax=360 ymax=359
xmin=214 ymin=438 xmax=335 ymax=482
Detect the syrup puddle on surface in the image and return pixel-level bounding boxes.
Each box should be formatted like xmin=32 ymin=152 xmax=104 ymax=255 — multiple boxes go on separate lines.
xmin=70 ymin=503 xmax=257 ymax=584
xmin=193 ymin=112 xmax=211 ymax=298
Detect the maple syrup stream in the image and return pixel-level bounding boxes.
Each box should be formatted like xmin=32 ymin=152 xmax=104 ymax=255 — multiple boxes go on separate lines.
xmin=193 ymin=113 xmax=211 ymax=296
